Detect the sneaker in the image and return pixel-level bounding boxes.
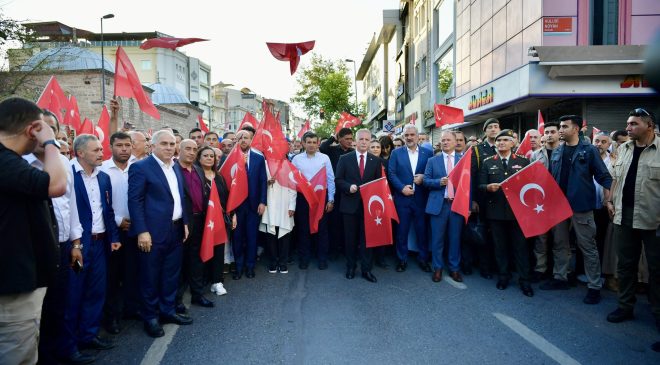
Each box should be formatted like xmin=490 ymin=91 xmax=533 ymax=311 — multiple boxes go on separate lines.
xmin=606 ymin=308 xmax=634 ymax=323
xmin=214 ymin=282 xmax=227 ymax=296
xmin=279 ymin=264 xmax=288 ymax=274
xmin=540 ymin=278 xmax=570 ymax=290
xmin=583 ymin=288 xmax=601 ymax=304
xmin=210 ymin=283 xmax=218 ymax=294
xmin=268 ymin=263 xmax=278 ymax=274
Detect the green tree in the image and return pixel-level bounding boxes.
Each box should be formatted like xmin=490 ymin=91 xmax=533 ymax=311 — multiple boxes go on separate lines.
xmin=291 ymin=54 xmax=360 ymax=139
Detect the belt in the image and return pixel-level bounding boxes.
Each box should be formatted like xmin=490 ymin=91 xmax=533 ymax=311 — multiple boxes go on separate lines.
xmin=91 ymin=232 xmax=105 ymax=241
xmin=192 ymin=212 xmax=204 ymax=216
xmin=172 ymin=218 xmax=183 ymax=225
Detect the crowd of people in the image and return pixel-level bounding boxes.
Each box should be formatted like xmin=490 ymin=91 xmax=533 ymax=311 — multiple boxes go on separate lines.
xmin=1 ymin=95 xmax=659 ymax=364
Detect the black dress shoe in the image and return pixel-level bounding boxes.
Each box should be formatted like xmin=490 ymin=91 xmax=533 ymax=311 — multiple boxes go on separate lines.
xmin=345 ymin=267 xmax=356 ymax=279
xmin=395 ymin=261 xmax=407 ymax=272
xmin=606 ymin=308 xmax=634 ymax=323
xmin=520 ymin=284 xmax=534 ymax=297
xmin=144 ymin=319 xmax=165 ymax=338
xmin=419 ymin=262 xmax=432 ymax=273
xmin=496 ymin=279 xmax=509 ymax=290
xmin=362 ymin=271 xmax=377 ymax=283
xmin=480 ymin=271 xmax=493 ymax=279
xmin=375 ymin=259 xmax=389 ymax=269
xmin=104 ymin=318 xmax=121 ymax=335
xmin=232 ymin=271 xmax=242 ymax=280
xmin=461 ymin=264 xmax=473 ymax=275
xmin=79 ymin=336 xmax=115 ymax=350
xmin=160 ymin=313 xmax=193 ymax=325
xmin=191 ymin=296 xmax=214 ymax=308
xmin=245 ymin=268 xmax=255 ymax=278
xmin=58 ymin=351 xmax=96 ymax=365
xmin=175 ymin=303 xmax=187 ymax=314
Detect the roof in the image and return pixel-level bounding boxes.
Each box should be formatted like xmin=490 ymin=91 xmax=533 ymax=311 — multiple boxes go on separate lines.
xmin=145 ymin=83 xmax=191 ymax=105
xmin=20 ymin=45 xmax=114 ymax=72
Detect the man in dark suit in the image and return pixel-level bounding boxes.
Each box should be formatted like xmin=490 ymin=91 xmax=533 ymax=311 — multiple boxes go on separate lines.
xmin=232 ymin=127 xmax=267 ymax=280
xmin=387 ymin=124 xmax=433 ymax=273
xmin=335 ymin=128 xmax=382 ymax=283
xmin=424 ymin=131 xmax=464 ymax=283
xmin=61 ymin=134 xmax=121 ymax=359
xmin=478 ymin=129 xmax=533 ymax=297
xmin=128 ymin=130 xmax=192 ymax=338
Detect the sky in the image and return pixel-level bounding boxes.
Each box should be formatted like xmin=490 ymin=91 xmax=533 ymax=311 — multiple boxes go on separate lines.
xmin=2 ymin=0 xmax=400 ymax=118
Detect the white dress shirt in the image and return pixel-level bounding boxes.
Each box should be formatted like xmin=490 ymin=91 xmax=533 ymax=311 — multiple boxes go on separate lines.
xmin=23 ymin=154 xmax=83 ymax=243
xmin=355 ymin=150 xmax=368 ymax=167
xmin=442 ymin=151 xmax=455 ymax=198
xmin=292 ymin=151 xmax=336 ymax=202
xmin=407 ymin=147 xmax=419 ymax=173
xmin=154 ymin=155 xmax=183 ymax=220
xmin=71 ymin=158 xmax=105 ymax=234
xmin=101 ymin=158 xmax=131 ymax=227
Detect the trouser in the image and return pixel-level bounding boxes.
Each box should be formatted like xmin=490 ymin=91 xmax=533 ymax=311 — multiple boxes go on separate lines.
xmin=614 ymin=207 xmax=660 ymax=321
xmin=232 ymin=204 xmax=260 ymax=271
xmin=177 ymin=214 xmax=206 ymax=303
xmin=0 ymin=288 xmax=46 ymax=365
xmin=208 ymin=226 xmax=228 ymax=284
xmin=395 ymin=201 xmax=429 ymax=262
xmin=58 ymin=237 xmax=107 ymax=357
xmin=343 ymin=213 xmax=372 ymax=272
xmin=268 ymin=228 xmax=291 ymax=266
xmin=295 ymin=195 xmax=329 ymax=263
xmin=533 ymin=233 xmax=549 ymax=273
xmin=594 ymin=207 xmax=610 ymax=263
xmin=104 ymin=231 xmax=140 ymax=322
xmin=551 ymin=211 xmax=602 ymax=289
xmin=429 ymin=202 xmax=463 ymax=272
xmin=38 ymin=241 xmax=67 ymax=365
xmin=489 ymin=220 xmax=530 ymax=284
xmin=328 ymin=194 xmax=345 ymax=257
xmin=139 ymin=221 xmax=183 ymax=322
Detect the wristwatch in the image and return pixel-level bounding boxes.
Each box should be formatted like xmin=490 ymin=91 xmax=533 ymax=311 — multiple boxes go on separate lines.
xmin=72 ymin=243 xmax=83 ymax=250
xmin=42 ymin=139 xmax=61 ymax=149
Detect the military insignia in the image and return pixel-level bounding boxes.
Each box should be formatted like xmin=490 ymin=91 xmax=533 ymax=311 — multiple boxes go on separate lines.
xmin=512 ymin=165 xmax=522 ymax=169
xmin=489 ymin=165 xmax=499 ymax=170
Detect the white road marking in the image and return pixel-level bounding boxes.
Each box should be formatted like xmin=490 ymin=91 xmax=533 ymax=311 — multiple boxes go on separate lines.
xmin=493 ymin=312 xmax=582 ymax=365
xmin=140 ymin=324 xmax=178 ymax=365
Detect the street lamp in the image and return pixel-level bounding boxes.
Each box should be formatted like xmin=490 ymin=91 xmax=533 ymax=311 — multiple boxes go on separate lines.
xmin=100 ymin=13 xmax=114 ymax=103
xmin=344 ymin=58 xmax=358 ymax=111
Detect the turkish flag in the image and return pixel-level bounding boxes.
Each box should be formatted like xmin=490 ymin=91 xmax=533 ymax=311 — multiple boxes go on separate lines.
xmin=238 ymin=112 xmax=259 ymax=131
xmin=36 ymin=76 xmax=68 ymax=123
xmin=516 ymin=131 xmax=533 ymax=158
xmin=309 ymin=166 xmax=327 ymax=234
xmin=65 ymin=95 xmax=81 ymax=132
xmin=334 ymin=112 xmax=361 ymax=134
xmin=434 ymin=104 xmax=464 ymax=127
xmin=200 ymin=179 xmax=228 ymax=262
xmin=500 ymin=161 xmax=573 ymax=238
xmin=252 ymin=105 xmax=289 ymax=160
xmin=140 ymin=37 xmax=208 ymax=51
xmin=592 ymin=126 xmax=601 ymax=138
xmin=77 ymin=118 xmax=95 ymax=135
xmin=288 ymin=160 xmax=318 ymax=211
xmin=198 ymin=114 xmax=209 ymax=134
xmin=359 ymin=177 xmax=398 ymax=248
xmin=266 ymin=41 xmax=315 ymax=75
xmin=582 ymin=119 xmax=587 ymax=128
xmin=219 ymin=146 xmax=249 ymax=212
xmin=96 ymin=105 xmax=112 ymax=160
xmin=297 ymin=120 xmax=311 ymax=139
xmin=114 ymin=46 xmax=160 ymax=120
xmin=537 ymin=110 xmax=545 ymax=134
xmin=447 ymin=147 xmax=473 ymax=222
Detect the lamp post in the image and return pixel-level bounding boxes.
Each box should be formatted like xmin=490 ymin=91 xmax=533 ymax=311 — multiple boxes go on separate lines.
xmin=100 ymin=13 xmax=114 ymax=103
xmin=344 ymin=58 xmax=358 ymax=111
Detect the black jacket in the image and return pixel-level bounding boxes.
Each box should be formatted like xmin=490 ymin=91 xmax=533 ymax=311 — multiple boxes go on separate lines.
xmin=478 ymin=154 xmax=529 ymax=221
xmin=320 ymin=135 xmax=354 ymax=173
xmin=335 ymin=151 xmax=383 ymax=215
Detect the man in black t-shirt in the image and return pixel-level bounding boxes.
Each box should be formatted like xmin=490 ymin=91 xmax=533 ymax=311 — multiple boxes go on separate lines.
xmin=0 ymin=97 xmax=67 ymax=364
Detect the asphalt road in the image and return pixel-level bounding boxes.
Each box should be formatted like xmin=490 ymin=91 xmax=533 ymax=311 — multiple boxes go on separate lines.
xmin=92 ymin=258 xmax=659 ymax=365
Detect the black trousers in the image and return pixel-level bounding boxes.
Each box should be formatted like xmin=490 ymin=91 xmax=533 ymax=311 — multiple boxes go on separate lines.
xmin=328 ymin=194 xmax=346 ymax=256
xmin=177 ymin=214 xmax=205 ymax=302
xmin=343 ymin=213 xmax=372 ymax=272
xmin=489 ymin=219 xmax=530 ymax=284
xmin=104 ymin=231 xmax=140 ymax=322
xmin=37 ymin=242 xmax=68 ymax=365
xmin=268 ymin=228 xmax=291 ymax=265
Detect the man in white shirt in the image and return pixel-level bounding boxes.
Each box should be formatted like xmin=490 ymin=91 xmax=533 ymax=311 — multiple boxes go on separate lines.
xmin=128 ymin=130 xmax=148 ymax=163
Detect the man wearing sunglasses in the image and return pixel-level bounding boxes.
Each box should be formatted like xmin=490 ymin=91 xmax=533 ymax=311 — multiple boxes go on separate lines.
xmin=606 ymin=108 xmax=660 ymax=351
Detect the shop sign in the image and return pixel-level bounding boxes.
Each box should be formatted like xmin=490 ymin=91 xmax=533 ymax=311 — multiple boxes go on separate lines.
xmin=543 ymin=17 xmax=572 ymax=34
xmin=383 ymin=120 xmax=395 ymax=132
xmin=468 ymin=87 xmax=494 ymax=110
xmin=620 ymin=75 xmax=650 ymax=88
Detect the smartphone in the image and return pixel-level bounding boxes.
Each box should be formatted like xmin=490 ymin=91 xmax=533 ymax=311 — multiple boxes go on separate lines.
xmin=72 ymin=259 xmax=83 ymax=274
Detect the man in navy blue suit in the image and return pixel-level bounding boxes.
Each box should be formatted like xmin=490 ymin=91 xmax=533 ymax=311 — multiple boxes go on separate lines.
xmin=387 ymin=124 xmax=433 ymax=273
xmin=128 ymin=130 xmax=192 ymax=338
xmin=59 ymin=134 xmax=121 ymax=360
xmin=424 ymin=131 xmax=464 ymax=283
xmin=232 ymin=127 xmax=267 ymax=280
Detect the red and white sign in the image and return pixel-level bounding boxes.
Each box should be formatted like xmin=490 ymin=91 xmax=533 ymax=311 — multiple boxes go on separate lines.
xmin=543 ymin=17 xmax=573 ymax=34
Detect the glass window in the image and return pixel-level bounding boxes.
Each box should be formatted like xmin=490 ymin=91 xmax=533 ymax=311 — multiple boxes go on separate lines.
xmin=592 ymin=0 xmax=618 ymax=45
xmin=200 ymin=86 xmax=210 ymax=103
xmin=141 ymin=60 xmax=151 ymax=70
xmin=199 ymin=69 xmax=209 ymax=85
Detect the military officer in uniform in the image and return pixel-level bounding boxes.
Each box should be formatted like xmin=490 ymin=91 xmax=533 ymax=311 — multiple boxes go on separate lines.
xmin=478 ymin=129 xmax=534 ymax=297
xmin=468 ymin=118 xmax=500 ymax=278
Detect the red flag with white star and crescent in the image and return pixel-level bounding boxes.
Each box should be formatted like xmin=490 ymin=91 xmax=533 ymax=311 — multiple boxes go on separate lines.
xmin=334 ymin=112 xmax=361 ymax=134
xmin=500 ymin=161 xmax=573 ymax=238
xmin=200 ymin=179 xmax=228 ymax=262
xmin=219 ymin=145 xmax=249 ymax=213
xmin=359 ymin=177 xmax=398 ymax=248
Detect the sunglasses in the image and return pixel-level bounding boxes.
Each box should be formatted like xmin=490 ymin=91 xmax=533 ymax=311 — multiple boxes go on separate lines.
xmin=630 ymin=108 xmax=651 ymax=116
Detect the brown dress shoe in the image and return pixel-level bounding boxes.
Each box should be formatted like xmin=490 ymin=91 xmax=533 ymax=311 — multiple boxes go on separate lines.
xmin=432 ymin=269 xmax=443 ymax=282
xmin=450 ymin=271 xmax=463 ymax=282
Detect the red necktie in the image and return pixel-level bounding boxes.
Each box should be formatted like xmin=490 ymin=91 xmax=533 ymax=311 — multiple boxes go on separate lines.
xmin=359 ymin=154 xmax=365 ymax=179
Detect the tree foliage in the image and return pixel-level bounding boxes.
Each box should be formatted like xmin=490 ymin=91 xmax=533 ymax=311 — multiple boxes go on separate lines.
xmin=291 ymin=54 xmax=360 ymax=139
xmin=0 ymin=10 xmax=33 ymax=48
